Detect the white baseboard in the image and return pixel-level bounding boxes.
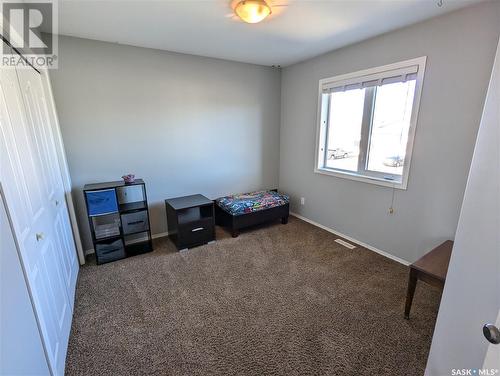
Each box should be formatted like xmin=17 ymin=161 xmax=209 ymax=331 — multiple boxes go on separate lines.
xmin=152 ymin=231 xmax=168 ymax=240
xmin=83 ymin=216 xmax=410 ymax=267
xmin=84 ymin=231 xmax=169 ymax=256
xmin=290 ymin=212 xmax=410 ymax=266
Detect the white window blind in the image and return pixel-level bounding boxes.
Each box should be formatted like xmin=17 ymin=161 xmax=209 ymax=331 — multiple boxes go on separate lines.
xmin=322 ymin=64 xmax=419 ymax=93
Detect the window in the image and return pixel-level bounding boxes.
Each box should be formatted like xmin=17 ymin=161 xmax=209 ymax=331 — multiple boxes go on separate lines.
xmin=315 ymin=57 xmax=426 ymax=189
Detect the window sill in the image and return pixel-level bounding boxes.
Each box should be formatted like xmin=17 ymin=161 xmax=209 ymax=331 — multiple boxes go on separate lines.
xmin=314 ymin=167 xmax=407 ymax=190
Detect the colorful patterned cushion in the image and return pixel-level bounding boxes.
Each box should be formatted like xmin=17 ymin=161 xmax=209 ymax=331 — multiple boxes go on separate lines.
xmin=216 ymin=190 xmax=289 ymax=216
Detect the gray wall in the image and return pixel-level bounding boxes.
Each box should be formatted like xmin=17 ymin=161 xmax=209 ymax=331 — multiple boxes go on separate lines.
xmin=50 ymin=36 xmax=281 ymax=251
xmin=279 ymin=2 xmax=500 ymax=263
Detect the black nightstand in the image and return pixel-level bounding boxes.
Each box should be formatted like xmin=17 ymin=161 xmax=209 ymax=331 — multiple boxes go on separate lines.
xmin=165 ymin=194 xmax=215 ymax=250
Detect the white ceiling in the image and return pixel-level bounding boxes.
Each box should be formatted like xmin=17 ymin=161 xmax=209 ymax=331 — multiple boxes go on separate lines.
xmin=55 ymin=0 xmax=483 ymax=66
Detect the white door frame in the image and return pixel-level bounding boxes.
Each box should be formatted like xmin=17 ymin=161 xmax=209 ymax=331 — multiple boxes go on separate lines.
xmin=39 ymin=70 xmax=85 ymax=265
xmin=425 ymin=37 xmax=500 ymax=375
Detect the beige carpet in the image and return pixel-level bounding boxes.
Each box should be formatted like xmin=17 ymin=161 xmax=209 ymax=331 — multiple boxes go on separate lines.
xmin=66 ymin=217 xmax=440 ymax=376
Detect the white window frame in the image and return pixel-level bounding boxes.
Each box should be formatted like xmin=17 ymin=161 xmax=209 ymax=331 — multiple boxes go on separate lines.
xmin=314 ymin=56 xmax=427 ymax=190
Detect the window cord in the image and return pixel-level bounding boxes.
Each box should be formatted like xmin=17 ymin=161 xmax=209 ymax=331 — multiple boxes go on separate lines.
xmin=389 ymin=186 xmax=396 ymax=214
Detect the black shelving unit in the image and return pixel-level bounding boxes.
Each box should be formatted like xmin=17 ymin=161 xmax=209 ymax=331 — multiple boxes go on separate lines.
xmin=83 ymin=179 xmax=153 ymax=264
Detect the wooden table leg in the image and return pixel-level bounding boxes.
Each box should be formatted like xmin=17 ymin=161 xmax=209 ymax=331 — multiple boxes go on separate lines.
xmin=404 ymin=268 xmax=418 ymax=319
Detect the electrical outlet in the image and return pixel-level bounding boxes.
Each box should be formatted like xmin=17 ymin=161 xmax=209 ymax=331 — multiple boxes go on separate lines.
xmin=300 ymin=197 xmax=305 ymax=205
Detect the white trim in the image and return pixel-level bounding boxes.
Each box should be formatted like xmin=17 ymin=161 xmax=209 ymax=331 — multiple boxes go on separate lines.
xmin=314 ymin=167 xmax=401 ymax=189
xmin=84 ymin=231 xmax=169 ymax=256
xmin=86 ymin=222 xmax=411 ymax=268
xmin=314 ymin=56 xmax=427 ymax=191
xmin=152 ymin=231 xmax=169 ymax=240
xmin=290 ymin=212 xmax=410 ymax=266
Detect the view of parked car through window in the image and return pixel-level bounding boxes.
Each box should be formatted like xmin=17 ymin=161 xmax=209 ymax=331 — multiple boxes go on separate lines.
xmin=325 ymin=88 xmax=364 ymax=172
xmin=367 ymin=80 xmax=415 ymax=175
xmin=323 ymin=79 xmax=416 ymax=179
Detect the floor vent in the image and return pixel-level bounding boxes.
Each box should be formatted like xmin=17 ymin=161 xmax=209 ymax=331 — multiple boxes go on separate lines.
xmin=335 ymin=239 xmax=356 ymax=249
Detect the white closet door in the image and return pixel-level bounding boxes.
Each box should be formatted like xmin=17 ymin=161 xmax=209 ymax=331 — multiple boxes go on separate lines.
xmin=0 ymin=64 xmax=74 ymax=375
xmin=16 ymin=66 xmax=79 ymax=305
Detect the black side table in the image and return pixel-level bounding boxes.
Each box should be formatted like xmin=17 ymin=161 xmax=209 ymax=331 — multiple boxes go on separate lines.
xmin=165 ymin=194 xmax=215 ymax=250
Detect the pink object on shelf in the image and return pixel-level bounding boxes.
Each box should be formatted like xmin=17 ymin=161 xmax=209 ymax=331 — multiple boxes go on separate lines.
xmin=121 ymin=174 xmax=135 ymax=184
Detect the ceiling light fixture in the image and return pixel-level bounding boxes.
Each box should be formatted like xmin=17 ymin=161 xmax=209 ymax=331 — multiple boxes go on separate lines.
xmin=234 ymin=0 xmax=272 ymax=24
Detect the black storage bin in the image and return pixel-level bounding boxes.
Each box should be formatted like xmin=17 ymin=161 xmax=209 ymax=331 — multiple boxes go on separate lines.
xmin=121 ymin=210 xmax=149 ymax=234
xmin=95 ymin=239 xmax=125 ymax=264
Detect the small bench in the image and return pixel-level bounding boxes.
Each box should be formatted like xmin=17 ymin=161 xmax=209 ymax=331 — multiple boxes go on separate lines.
xmin=215 ymin=190 xmax=289 ymax=237
xmin=404 ymin=240 xmax=453 ymax=319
